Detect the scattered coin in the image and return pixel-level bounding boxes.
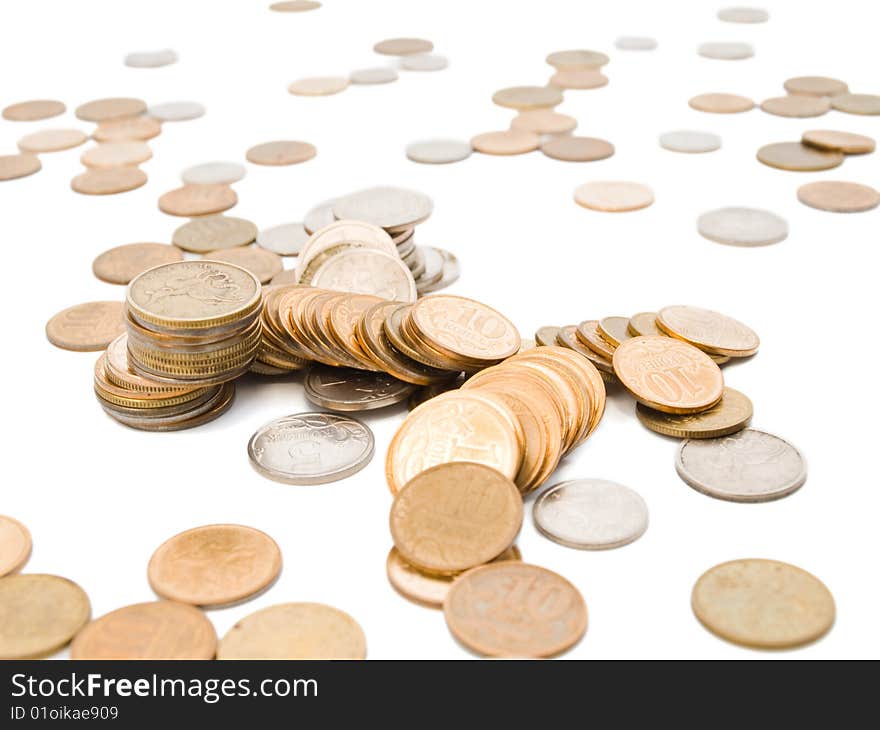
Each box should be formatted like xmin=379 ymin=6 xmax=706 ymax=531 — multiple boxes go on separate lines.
xmin=549 ymin=69 xmax=608 ymax=89
xmin=92 ymin=242 xmax=183 ymax=284
xmin=2 ymin=99 xmax=65 ymax=121
xmin=796 ymin=180 xmax=880 ymax=213
xmin=0 ymin=516 xmax=31 ymax=577
xmin=125 ymin=49 xmax=178 ymax=68
xmin=305 ymin=365 xmax=414 ymax=411
xmin=546 ymin=49 xmax=609 ymax=69
xmin=46 ymin=301 xmax=125 ymax=352
xmin=148 ymin=101 xmax=205 ymax=122
xmin=615 ymin=36 xmax=657 ymax=50
xmin=303 ymin=198 xmax=339 ymax=233
xmin=158 ymin=184 xmax=238 ymax=216
xmin=18 ymin=128 xmax=87 ymax=153
xmin=535 ymin=325 xmax=562 ymax=347
xmin=598 ymin=316 xmax=631 ymax=346
xmin=93 ymin=116 xmax=162 ymax=142
xmin=71 ymin=166 xmax=147 ymax=195
xmin=270 ymin=0 xmax=321 ymax=10
xmin=637 ymin=387 xmax=752 ymax=438
xmin=288 ymin=76 xmax=349 ymax=96
xmin=269 ymin=268 xmax=299 ymax=286
xmin=784 ymin=76 xmax=848 ymax=97
xmin=471 ymin=129 xmax=540 ymax=155
xmin=406 ymin=139 xmax=472 ymax=164
xmin=574 ymin=181 xmax=654 ymax=212
xmin=492 ymin=85 xmax=563 ymax=110
xmin=444 ymin=562 xmax=587 ymax=658
xmin=556 ymin=324 xmax=614 ymax=377
xmin=399 ymin=53 xmax=448 ymax=71
xmin=181 ymin=161 xmax=247 ymax=185
xmin=659 ymin=130 xmax=722 ymax=153
xmin=627 ymin=312 xmax=662 ymax=337
xmin=418 ymin=248 xmax=459 ymax=293
xmin=148 ymin=524 xmax=282 ymax=607
xmin=257 ymin=222 xmax=309 ymax=255
xmin=511 ymin=109 xmax=577 ymax=134
xmin=374 ymin=37 xmax=433 ymax=56
xmin=576 ymin=319 xmax=616 ymax=360
xmin=218 ymin=603 xmax=365 ymax=659
xmin=829 ymin=92 xmax=880 ymax=115
xmin=206 ymin=246 xmax=283 ymax=284
xmin=718 ymin=6 xmax=769 ymax=23
xmin=173 ymin=215 xmax=258 ymax=253
xmin=80 ymin=141 xmax=152 ymax=168
xmin=756 ymin=141 xmax=843 ymax=171
xmin=688 ymin=92 xmax=754 ymax=113
xmin=76 ymin=97 xmax=147 ymax=122
xmin=333 ymin=186 xmax=433 ymax=230
xmin=697 ymin=206 xmax=788 ymax=247
xmin=246 ymin=140 xmax=317 ymax=165
xmin=698 ymin=42 xmax=754 ymax=60
xmin=801 ymin=129 xmax=875 ymax=154
xmin=0 ymin=153 xmax=41 ymax=181
xmin=350 ymin=67 xmax=399 ymax=84
xmin=657 ymin=305 xmax=759 ymax=357
xmin=71 ymin=601 xmax=216 ymax=659
xmin=541 ymin=135 xmax=614 ymax=162
xmin=0 ymin=574 xmax=90 ymax=659
xmin=761 ymin=95 xmax=830 ymax=118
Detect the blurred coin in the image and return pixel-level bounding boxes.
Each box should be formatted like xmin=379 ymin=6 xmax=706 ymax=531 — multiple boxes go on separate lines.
xmin=718 ymin=6 xmax=768 ymax=22
xmin=125 ymin=49 xmax=178 ymax=68
xmin=541 ymin=135 xmax=614 ymax=162
xmin=546 ymin=49 xmax=609 ymax=69
xmin=159 ymin=184 xmax=237 ymax=216
xmin=288 ymin=76 xmax=349 ymax=96
xmin=556 ymin=324 xmax=613 ymax=374
xmin=257 ymin=222 xmax=309 ymax=255
xmin=81 ymin=141 xmax=152 ymax=168
xmin=418 ymin=248 xmax=460 ymax=293
xmin=269 ymin=268 xmax=299 ymax=286
xmin=761 ymin=95 xmax=830 ymax=117
xmin=511 ymin=109 xmax=577 ymax=134
xmin=173 ymin=215 xmax=257 ymax=253
xmin=312 ymin=248 xmax=417 ymax=301
xmin=756 ymin=142 xmax=843 ymax=171
xmin=93 ymin=242 xmax=183 ymax=284
xmin=207 ymin=246 xmax=282 ymax=284
xmin=493 ymin=85 xmax=563 ymax=110
xmin=535 ymin=325 xmax=562 ymax=347
xmin=615 ymin=36 xmax=657 ymax=50
xmin=598 ymin=316 xmax=631 ymax=346
xmin=689 ymin=92 xmax=754 ymax=113
xmin=93 ymin=116 xmax=161 ymax=142
xmin=71 ymin=166 xmax=147 ymax=195
xmin=46 ymin=301 xmax=125 ymax=351
xmin=627 ymin=311 xmax=662 ymax=337
xmin=576 ymin=320 xmax=615 ymax=359
xmin=333 ymin=186 xmax=433 ymax=230
xmin=801 ymin=129 xmax=875 ymax=154
xmin=797 ymin=181 xmax=880 ymax=213
xmin=406 ymin=139 xmax=471 ymax=164
xmin=181 ymin=161 xmax=246 ymax=185
xmin=76 ymin=97 xmax=146 ymax=122
xmin=697 ymin=206 xmax=788 ymax=246
xmin=350 ymin=67 xmax=398 ymax=84
xmin=657 ymin=304 xmax=759 ymax=357
xmin=305 ymin=365 xmax=414 ymax=410
xmin=659 ymin=130 xmax=721 ymax=153
xmin=637 ymin=387 xmax=752 ymax=438
xmin=246 ymin=139 xmax=317 ymax=165
xmin=374 ymin=37 xmax=433 ymax=56
xmin=400 ymin=53 xmax=448 ymax=71
xmin=270 ymin=0 xmax=321 ymax=10
xmin=698 ymin=42 xmax=753 ymax=60
xmin=472 ymin=130 xmax=540 ymax=155
xmin=3 ymin=99 xmax=65 ymax=121
xmin=18 ymin=128 xmax=87 ymax=153
xmin=0 ymin=153 xmax=41 ymax=180
xmin=304 ymin=199 xmax=338 ymax=233
xmin=0 ymin=516 xmax=31 ymax=577
xmin=574 ymin=181 xmax=654 ymax=211
xmin=549 ymin=69 xmax=608 ymax=89
xmin=784 ymin=76 xmax=848 ymax=97
xmin=829 ymin=93 xmax=880 ymax=115
xmin=148 ymin=101 xmax=205 ymax=121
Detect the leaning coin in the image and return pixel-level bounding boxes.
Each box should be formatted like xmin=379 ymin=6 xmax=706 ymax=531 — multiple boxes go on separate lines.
xmin=535 ymin=325 xmax=562 ymax=347
xmin=676 ymin=428 xmax=806 ymax=502
xmin=657 ymin=304 xmax=759 ymax=357
xmin=257 ymin=222 xmax=309 ymax=255
xmin=0 ymin=516 xmax=31 ymax=577
xmin=46 ymin=301 xmax=125 ymax=351
xmin=637 ymin=387 xmax=752 ymax=438
xmin=797 ymin=181 xmax=880 ymax=213
xmin=304 ymin=365 xmax=415 ymax=411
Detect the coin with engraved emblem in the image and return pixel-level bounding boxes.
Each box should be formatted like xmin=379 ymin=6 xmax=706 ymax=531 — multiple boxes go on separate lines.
xmin=93 ymin=242 xmax=183 ymax=284
xmin=311 ymin=248 xmax=417 ymax=302
xmin=304 ymin=365 xmax=415 ymax=411
xmin=333 ymin=186 xmax=433 ymax=231
xmin=0 ymin=516 xmax=31 ymax=577
xmin=637 ymin=387 xmax=752 ymax=438
xmin=173 ymin=215 xmax=258 ymax=253
xmin=657 ymin=305 xmax=759 ymax=357
xmin=46 ymin=301 xmax=125 ymax=351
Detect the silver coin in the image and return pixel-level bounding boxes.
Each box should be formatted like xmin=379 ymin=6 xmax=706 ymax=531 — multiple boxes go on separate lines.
xmin=717 ymin=6 xmax=769 ymax=23
xmin=697 ymin=207 xmax=788 ymax=247
xmin=698 ymin=42 xmax=754 ymax=60
xmin=406 ymin=139 xmax=472 ymax=164
xmin=247 ymin=412 xmax=374 ymax=485
xmin=614 ymin=36 xmax=657 ymax=51
xmin=417 ymin=248 xmax=459 ymax=293
xmin=332 ymin=186 xmax=433 ymax=232
xmin=311 ymin=248 xmax=417 ymax=302
xmin=414 ymin=246 xmax=444 ymax=287
xmin=304 ymin=366 xmax=415 ymax=411
xmin=257 ymin=222 xmax=309 ymax=256
xmin=399 ymin=53 xmax=448 ymax=71
xmin=533 ymin=479 xmax=649 ymax=550
xmin=181 ymin=161 xmax=246 ymax=186
xmin=125 ymin=49 xmax=178 ymax=68
xmin=303 ymin=199 xmax=339 ymax=234
xmin=350 ymin=67 xmax=399 ymax=84
xmin=659 ymin=130 xmax=722 ymax=153
xmin=148 ymin=101 xmax=205 ymax=122
xmin=676 ymin=428 xmax=806 ymax=502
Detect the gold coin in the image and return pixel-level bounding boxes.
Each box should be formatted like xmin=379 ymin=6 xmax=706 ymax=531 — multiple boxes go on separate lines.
xmin=757 ymin=141 xmax=843 ymax=171
xmin=287 ymin=77 xmax=349 ymax=96
xmin=802 ymin=129 xmax=875 ymax=154
xmin=535 ymin=325 xmax=562 ymax=347
xmin=444 ymin=562 xmax=587 ymax=658
xmin=93 ymin=243 xmax=183 ymax=284
xmin=546 ymin=49 xmax=609 ymax=69
xmin=0 ymin=574 xmax=90 ymax=659
xmin=692 ymin=559 xmax=835 ymax=649
xmin=492 ymin=85 xmax=563 ymax=110
xmin=613 ymin=336 xmax=723 ymax=414
xmin=556 ymin=324 xmax=613 ymax=373
xmin=471 ymin=130 xmax=540 ymax=155
xmin=783 ymin=76 xmax=848 ymax=97
xmin=797 ymin=180 xmax=880 ymax=213
xmin=270 ymin=0 xmax=321 ymax=10
xmin=0 ymin=516 xmax=31 ymax=577
xmin=830 ymin=92 xmax=880 ymax=116
xmin=205 ymin=246 xmax=283 ymax=284
xmin=172 ymin=215 xmax=257 ymax=253
xmin=218 ymin=603 xmax=365 ymax=659
xmin=148 ymin=524 xmax=282 ymax=607
xmin=511 ymin=109 xmax=577 ymax=135
xmin=80 ymin=141 xmax=152 ymax=168
xmin=574 ymin=181 xmax=654 ymax=211
xmin=0 ymin=153 xmax=41 ymax=181
xmin=575 ymin=319 xmax=615 ymax=359
xmin=541 ymin=135 xmax=614 ymax=162
xmin=598 ymin=316 xmax=632 ymax=346
xmin=373 ymin=37 xmax=433 ymax=56
xmin=636 ymin=386 xmax=752 ymax=438
xmin=657 ymin=304 xmax=759 ymax=357
xmin=18 ymin=128 xmax=87 ymax=153
xmin=390 ymin=462 xmax=522 ymax=575
xmin=246 ymin=140 xmax=317 ymax=165
xmin=46 ymin=300 xmax=125 ymax=351
xmin=71 ymin=166 xmax=147 ymax=195
xmin=158 ymin=184 xmax=238 ymax=217
xmin=688 ymin=92 xmax=754 ymax=113
xmin=71 ymin=601 xmax=216 ymax=659
xmin=760 ymin=95 xmax=830 ymax=118
xmin=2 ymin=99 xmax=65 ymax=121
xmin=76 ymin=97 xmax=147 ymax=122
xmin=549 ymin=69 xmax=608 ymax=89
xmin=93 ymin=115 xmax=162 ymax=142
xmin=628 ymin=311 xmax=662 ymax=337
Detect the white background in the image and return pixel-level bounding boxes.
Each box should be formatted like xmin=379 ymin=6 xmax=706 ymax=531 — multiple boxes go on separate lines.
xmin=1 ymin=0 xmax=878 ymax=659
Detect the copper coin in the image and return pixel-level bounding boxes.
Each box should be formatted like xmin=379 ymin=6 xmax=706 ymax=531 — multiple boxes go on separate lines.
xmin=556 ymin=324 xmax=613 ymax=373
xmin=93 ymin=116 xmax=162 ymax=142
xmin=698 ymin=42 xmax=753 ymax=60
xmin=830 ymin=93 xmax=880 ymax=115
xmin=374 ymin=37 xmax=433 ymax=56
xmin=471 ymin=130 xmax=540 ymax=155
xmin=756 ymin=142 xmax=843 ymax=171
xmin=148 ymin=524 xmax=282 ymax=608
xmin=542 ymin=135 xmax=614 ymax=162
xmin=657 ymin=305 xmax=759 ymax=357
xmin=71 ymin=166 xmax=147 ymax=195
xmin=801 ymin=129 xmax=875 ymax=154
xmin=576 ymin=319 xmax=616 ymax=359
xmin=93 ymin=242 xmax=183 ymax=284
xmin=511 ymin=109 xmax=577 ymax=134
xmin=46 ymin=301 xmax=125 ymax=351
xmin=783 ymin=76 xmax=848 ymax=97
xmin=400 ymin=53 xmax=448 ymax=71
xmin=659 ymin=130 xmax=722 ymax=153
xmin=406 ymin=139 xmax=472 ymax=164
xmin=688 ymin=92 xmax=754 ymax=113
xmin=546 ymin=49 xmax=609 ymax=70
xmin=71 ymin=601 xmax=216 ymax=659
xmin=158 ymin=184 xmax=238 ymax=216
xmin=718 ymin=6 xmax=769 ymax=23
xmin=246 ymin=140 xmax=317 ymax=165
xmin=0 ymin=516 xmax=31 ymax=577
xmin=574 ymin=181 xmax=654 ymax=211
xmin=287 ymin=76 xmax=349 ymax=96
xmin=637 ymin=386 xmax=753 ymax=439
xmin=148 ymin=101 xmax=205 ymax=122
xmin=76 ymin=97 xmax=147 ymax=122
xmin=549 ymin=69 xmax=608 ymax=89
xmin=692 ymin=559 xmax=834 ymax=649
xmin=3 ymin=99 xmax=65 ymax=121
xmin=172 ymin=215 xmax=258 ymax=253
xmin=18 ymin=128 xmax=87 ymax=153
xmin=627 ymin=312 xmax=662 ymax=337
xmin=697 ymin=207 xmax=789 ymax=247
xmin=444 ymin=562 xmax=587 ymax=658
xmin=205 ymin=246 xmax=283 ymax=284
xmin=270 ymin=0 xmax=322 ymax=10
xmin=615 ymin=36 xmax=658 ymax=50
xmin=0 ymin=153 xmax=41 ymax=181
xmin=797 ymin=181 xmax=880 ymax=213
xmin=80 ymin=141 xmax=152 ymax=168
xmin=492 ymin=85 xmax=563 ymax=110
xmin=760 ymin=95 xmax=830 ymax=118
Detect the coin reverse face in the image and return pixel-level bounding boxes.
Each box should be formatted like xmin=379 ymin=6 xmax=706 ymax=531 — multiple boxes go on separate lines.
xmin=304 ymin=366 xmax=414 ymax=411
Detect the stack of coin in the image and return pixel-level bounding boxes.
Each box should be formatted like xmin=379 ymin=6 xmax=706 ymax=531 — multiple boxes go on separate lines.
xmin=124 ymin=261 xmax=262 ymax=386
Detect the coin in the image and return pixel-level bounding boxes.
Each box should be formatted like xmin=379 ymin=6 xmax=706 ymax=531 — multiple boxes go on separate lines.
xmin=576 ymin=320 xmax=616 ymax=359
xmin=549 ymin=69 xmax=608 ymax=89
xmin=303 ymin=199 xmax=338 ymax=233
xmin=71 ymin=166 xmax=147 ymax=195
xmin=556 ymin=324 xmax=613 ymax=374
xmin=304 ymin=365 xmax=414 ymax=410
xmin=697 ymin=207 xmax=788 ymax=247
xmin=3 ymin=99 xmax=65 ymax=121
xmin=719 ymin=6 xmax=768 ymax=22
xmin=637 ymin=387 xmax=752 ymax=438
xmin=0 ymin=153 xmax=41 ymax=181
xmin=757 ymin=141 xmax=843 ymax=171
xmin=541 ymin=135 xmax=614 ymax=162
xmin=125 ymin=48 xmax=177 ymax=68
xmin=255 ymin=222 xmax=308 ymax=256
xmin=627 ymin=312 xmax=662 ymax=337
xmin=0 ymin=574 xmax=90 ymax=658
xmin=81 ymin=141 xmax=152 ymax=168
xmin=218 ymin=603 xmax=365 ymax=659
xmin=688 ymin=92 xmax=754 ymax=113
xmin=270 ymin=0 xmax=321 ymax=10
xmin=797 ymin=181 xmax=880 ymax=213
xmin=659 ymin=130 xmax=721 ymax=153
xmin=148 ymin=101 xmax=205 ymax=122
xmin=615 ymin=36 xmax=658 ymax=50
xmin=206 ymin=246 xmax=283 ymax=284
xmin=0 ymin=516 xmax=31 ymax=577
xmin=400 ymin=53 xmax=448 ymax=71
xmin=471 ymin=130 xmax=540 ymax=155
xmin=492 ymin=85 xmax=563 ymax=110
xmin=598 ymin=316 xmax=631 ymax=347
xmin=159 ymin=184 xmax=238 ymax=217
xmin=350 ymin=67 xmax=398 ymax=84
xmin=287 ymin=76 xmax=349 ymax=96
xmin=71 ymin=601 xmax=216 ymax=659
xmin=46 ymin=301 xmax=125 ymax=351
xmin=269 ymin=269 xmax=299 ymax=286
xmin=830 ymin=92 xmax=880 ymax=115
xmin=444 ymin=562 xmax=587 ymax=658
xmin=390 ymin=462 xmax=522 ymax=575
xmin=676 ymin=428 xmax=806 ymax=502
xmin=574 ymin=181 xmax=654 ymax=212
xmin=533 ymin=479 xmax=648 ymax=550
xmin=93 ymin=116 xmax=162 ymax=142
xmin=148 ymin=524 xmax=281 ymax=607
xmin=181 ymin=161 xmax=247 ymax=185
xmin=76 ymin=97 xmax=146 ymax=122
xmin=18 ymin=128 xmax=87 ymax=153
xmin=535 ymin=325 xmax=562 ymax=347
xmin=802 ymin=129 xmax=875 ymax=154
xmin=657 ymin=305 xmax=759 ymax=357
xmin=784 ymin=76 xmax=848 ymax=97
xmin=761 ymin=95 xmax=830 ymax=118
xmin=418 ymin=248 xmax=460 ymax=293
xmin=173 ymin=215 xmax=257 ymax=253
xmin=374 ymin=37 xmax=433 ymax=56
xmin=511 ymin=109 xmax=577 ymax=134
xmin=246 ymin=140 xmax=317 ymax=165
xmin=311 ymin=248 xmax=417 ymax=301
xmin=333 ymin=186 xmax=433 ymax=231
xmin=698 ymin=42 xmax=753 ymax=60
xmin=93 ymin=242 xmax=183 ymax=284
xmin=546 ymin=49 xmax=609 ymax=69
xmin=406 ymin=139 xmax=472 ymax=164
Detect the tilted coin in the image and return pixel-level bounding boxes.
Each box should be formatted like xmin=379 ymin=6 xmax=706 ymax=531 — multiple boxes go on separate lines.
xmin=125 ymin=48 xmax=178 ymax=68
xmin=350 ymin=67 xmax=398 ymax=84
xmin=181 ymin=161 xmax=247 ymax=185
xmin=248 ymin=412 xmax=374 ymax=484
xmin=492 ymin=85 xmax=563 ymax=110
xmin=406 ymin=139 xmax=472 ymax=164
xmin=697 ymin=207 xmax=788 ymax=247
xmin=797 ymin=181 xmax=880 ymax=213
xmin=269 ymin=268 xmax=299 ymax=286
xmin=830 ymin=93 xmax=880 ymax=116
xmin=417 ymin=248 xmax=459 ymax=293
xmin=148 ymin=101 xmax=205 ymax=122
xmin=0 ymin=574 xmax=90 ymax=659
xmin=374 ymin=37 xmax=433 ymax=56
xmin=297 ymin=219 xmax=396 ymax=279
xmin=576 ymin=320 xmax=616 ymax=359
xmin=390 ymin=462 xmax=523 ymax=575
xmin=511 ymin=109 xmax=577 ymax=134
xmin=535 ymin=325 xmax=562 ymax=347
xmin=399 ymin=53 xmax=448 ymax=71
xmin=698 ymin=42 xmax=753 ymax=60
xmin=444 ymin=562 xmax=587 ymax=658
xmin=18 ymin=128 xmax=87 ymax=153
xmin=676 ymin=428 xmax=806 ymax=502
xmin=549 ymin=69 xmax=608 ymax=89
xmin=541 ymin=135 xmax=614 ymax=162
xmin=246 ymin=140 xmax=317 ymax=165
xmin=757 ymin=141 xmax=843 ymax=171
xmin=784 ymin=76 xmax=848 ymax=97
xmin=574 ymin=181 xmax=654 ymax=212
xmin=556 ymin=324 xmax=614 ymax=375
xmin=288 ymin=76 xmax=349 ymax=96
xmin=3 ymin=99 xmax=65 ymax=121
xmin=206 ymin=246 xmax=283 ymax=284
xmin=598 ymin=316 xmax=631 ymax=347
xmin=0 ymin=516 xmax=31 ymax=577
xmin=615 ymin=36 xmax=658 ymax=50
xmin=533 ymin=479 xmax=648 ymax=550
xmin=71 ymin=166 xmax=147 ymax=195
xmin=637 ymin=387 xmax=752 ymax=438
xmin=546 ymin=49 xmax=609 ymax=69
xmin=270 ymin=0 xmax=321 ymax=10
xmin=80 ymin=141 xmax=152 ymax=168
xmin=218 ymin=603 xmax=365 ymax=659
xmin=333 ymin=186 xmax=433 ymax=231
xmin=471 ymin=130 xmax=540 ymax=155
xmin=148 ymin=524 xmax=282 ymax=607
xmin=173 ymin=215 xmax=257 ymax=253
xmin=311 ymin=248 xmax=417 ymax=301
xmin=304 ymin=365 xmax=415 ymax=411
xmin=718 ymin=6 xmax=768 ymax=22
xmin=688 ymin=92 xmax=754 ymax=113
xmin=71 ymin=601 xmax=216 ymax=659
xmin=76 ymin=97 xmax=147 ymax=122
xmin=692 ymin=559 xmax=833 ymax=648
xmin=93 ymin=116 xmax=162 ymax=142
xmin=93 ymin=242 xmax=183 ymax=285
xmin=304 ymin=199 xmax=338 ymax=233
xmin=46 ymin=301 xmax=125 ymax=351
xmin=659 ymin=130 xmax=721 ymax=153
xmin=159 ymin=184 xmax=238 ymax=217
xmin=801 ymin=129 xmax=875 ymax=155
xmin=257 ymin=222 xmax=309 ymax=255
xmin=627 ymin=312 xmax=662 ymax=337
xmin=0 ymin=153 xmax=41 ymax=181
xmin=760 ymin=95 xmax=830 ymax=118
xmin=657 ymin=305 xmax=759 ymax=357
